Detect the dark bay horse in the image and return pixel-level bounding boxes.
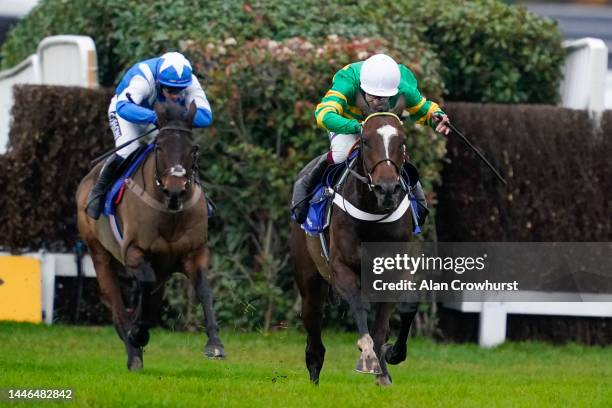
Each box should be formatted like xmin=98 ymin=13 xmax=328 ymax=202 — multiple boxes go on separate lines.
xmin=291 ymin=96 xmax=417 ymax=385
xmin=76 ymin=101 xmax=225 ymax=370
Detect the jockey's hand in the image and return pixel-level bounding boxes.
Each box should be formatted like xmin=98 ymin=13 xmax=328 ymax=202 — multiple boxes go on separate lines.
xmin=432 ymin=113 xmax=451 ymax=136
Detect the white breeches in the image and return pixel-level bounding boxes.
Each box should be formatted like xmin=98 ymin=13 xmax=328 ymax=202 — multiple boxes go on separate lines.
xmin=108 ymin=96 xmax=158 ymax=158
xmin=329 ymin=132 xmax=358 ymax=164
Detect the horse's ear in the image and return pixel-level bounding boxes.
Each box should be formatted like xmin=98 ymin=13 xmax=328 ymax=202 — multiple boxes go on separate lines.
xmin=355 ymin=90 xmax=374 ymax=117
xmin=185 ymin=100 xmax=197 ymax=128
xmin=390 ymin=94 xmax=406 ymax=118
xmin=154 ymin=102 xmax=167 ymax=128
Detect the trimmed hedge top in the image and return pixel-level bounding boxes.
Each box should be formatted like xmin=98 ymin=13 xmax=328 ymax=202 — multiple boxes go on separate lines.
xmin=1 ymin=0 xmax=564 ymax=104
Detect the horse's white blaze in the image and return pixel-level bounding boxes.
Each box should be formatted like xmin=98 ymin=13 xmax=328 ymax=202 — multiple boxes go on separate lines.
xmin=169 ymin=165 xmax=187 ymax=177
xmin=376 ymin=124 xmax=398 ymax=163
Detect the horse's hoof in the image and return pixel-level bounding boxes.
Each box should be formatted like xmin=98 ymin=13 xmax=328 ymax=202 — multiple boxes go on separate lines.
xmin=128 ymin=356 xmax=143 ymax=371
xmin=384 ymin=343 xmax=406 ymax=365
xmin=375 ymin=375 xmax=393 ymax=386
xmin=204 ymin=344 xmax=226 ymax=359
xmin=354 ymin=354 xmax=382 ymax=375
xmin=309 ymin=371 xmax=321 ymax=385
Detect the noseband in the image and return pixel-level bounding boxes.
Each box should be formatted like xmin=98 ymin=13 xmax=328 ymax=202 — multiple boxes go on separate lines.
xmin=348 ymin=112 xmax=406 ymax=191
xmin=153 ymin=125 xmax=199 ymax=191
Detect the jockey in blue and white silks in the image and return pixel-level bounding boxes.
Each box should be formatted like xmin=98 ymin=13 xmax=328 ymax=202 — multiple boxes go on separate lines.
xmin=110 ymin=51 xmax=212 ymax=158
xmin=86 ymin=52 xmax=213 ymax=219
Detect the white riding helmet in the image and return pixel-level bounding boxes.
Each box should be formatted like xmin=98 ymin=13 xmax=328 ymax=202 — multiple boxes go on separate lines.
xmin=360 ymin=54 xmax=400 ymax=97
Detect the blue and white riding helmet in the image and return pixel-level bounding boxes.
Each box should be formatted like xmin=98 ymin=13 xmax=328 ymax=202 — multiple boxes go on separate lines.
xmin=157 ymin=52 xmax=193 ymax=88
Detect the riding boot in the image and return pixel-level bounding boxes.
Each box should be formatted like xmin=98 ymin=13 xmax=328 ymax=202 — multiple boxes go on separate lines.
xmin=86 ymin=153 xmax=124 ymax=220
xmin=411 ymin=181 xmax=429 ymax=226
xmin=291 ymin=153 xmax=330 ymax=223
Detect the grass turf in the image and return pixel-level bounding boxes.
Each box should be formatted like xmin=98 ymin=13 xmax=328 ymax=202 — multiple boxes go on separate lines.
xmin=0 ymin=322 xmax=611 ymax=407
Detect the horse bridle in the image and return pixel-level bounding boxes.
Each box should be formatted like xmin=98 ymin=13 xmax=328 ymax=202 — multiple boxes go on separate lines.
xmin=153 ymin=125 xmax=200 ymax=191
xmin=347 ymin=112 xmax=406 ymax=192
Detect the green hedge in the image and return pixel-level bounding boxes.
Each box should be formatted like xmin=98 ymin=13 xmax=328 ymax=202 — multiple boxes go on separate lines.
xmin=413 ymin=0 xmax=565 ymax=103
xmin=1 ymin=0 xmax=563 ymax=104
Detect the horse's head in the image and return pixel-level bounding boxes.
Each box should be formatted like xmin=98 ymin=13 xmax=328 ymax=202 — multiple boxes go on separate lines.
xmin=355 ymin=93 xmax=407 ymax=211
xmin=153 ymin=101 xmax=200 ymax=211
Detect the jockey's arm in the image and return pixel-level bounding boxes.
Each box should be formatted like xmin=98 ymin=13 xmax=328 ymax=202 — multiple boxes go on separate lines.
xmin=399 ymin=65 xmax=446 ymax=131
xmin=116 ymin=75 xmax=158 ymax=124
xmin=315 ymin=102 xmax=361 ymax=134
xmin=184 ymin=76 xmax=213 ymax=128
xmin=314 ymin=68 xmax=362 ymax=135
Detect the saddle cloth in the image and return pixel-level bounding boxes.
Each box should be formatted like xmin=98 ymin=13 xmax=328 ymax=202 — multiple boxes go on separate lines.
xmin=103 ymin=144 xmax=155 ymax=217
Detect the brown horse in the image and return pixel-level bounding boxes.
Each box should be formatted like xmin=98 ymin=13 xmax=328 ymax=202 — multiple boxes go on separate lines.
xmin=291 ymin=95 xmax=418 ymax=385
xmin=76 ymin=101 xmax=225 ymax=370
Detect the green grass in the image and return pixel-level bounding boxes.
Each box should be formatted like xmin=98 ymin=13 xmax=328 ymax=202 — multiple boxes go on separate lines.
xmin=1 ymin=323 xmax=611 ymax=407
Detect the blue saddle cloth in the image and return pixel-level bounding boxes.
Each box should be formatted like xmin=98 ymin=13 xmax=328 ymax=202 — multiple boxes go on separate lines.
xmin=103 ymin=144 xmax=155 ymax=217
xmin=302 ymin=184 xmax=331 ymax=235
xmin=301 ymin=155 xmax=354 ymax=236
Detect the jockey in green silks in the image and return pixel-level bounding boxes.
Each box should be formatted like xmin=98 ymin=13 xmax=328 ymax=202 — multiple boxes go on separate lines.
xmin=290 ymin=53 xmax=451 ymax=225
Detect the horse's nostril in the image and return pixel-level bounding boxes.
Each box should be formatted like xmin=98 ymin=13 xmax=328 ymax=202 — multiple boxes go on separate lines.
xmin=394 ymin=184 xmax=402 ymax=194
xmin=373 ymin=185 xmax=384 ymax=193
xmin=179 ymin=189 xmax=187 ymax=198
xmin=162 ymin=188 xmax=170 ymax=196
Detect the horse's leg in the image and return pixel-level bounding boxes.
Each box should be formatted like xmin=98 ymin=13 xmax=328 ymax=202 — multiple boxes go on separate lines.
xmin=183 ymin=245 xmax=225 ymax=359
xmin=127 ymin=280 xmax=164 ymax=350
xmin=331 ymin=260 xmax=381 ymax=375
xmin=121 ymin=244 xmax=159 ymax=367
xmin=89 ymin=240 xmax=143 ymax=370
xmin=301 ymin=279 xmax=327 ymax=384
xmin=385 ymin=302 xmax=418 ymax=365
xmin=125 ymin=245 xmax=156 ymax=283
xmin=292 ymin=226 xmax=327 ymax=384
xmin=371 ymin=302 xmax=395 ymax=386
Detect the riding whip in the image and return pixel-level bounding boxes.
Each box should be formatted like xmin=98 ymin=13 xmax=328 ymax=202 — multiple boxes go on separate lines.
xmin=446 ymin=121 xmax=507 ymax=186
xmin=90 ymin=126 xmax=158 ymax=166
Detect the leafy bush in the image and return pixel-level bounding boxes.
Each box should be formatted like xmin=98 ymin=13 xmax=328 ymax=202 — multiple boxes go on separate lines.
xmin=410 ymin=0 xmax=565 ymax=103
xmin=1 ymin=0 xmax=563 ymax=103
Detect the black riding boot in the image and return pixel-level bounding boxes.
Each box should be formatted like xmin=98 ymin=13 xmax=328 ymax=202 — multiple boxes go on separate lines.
xmin=411 ymin=181 xmax=429 ymax=226
xmin=86 ymin=154 xmax=124 ymax=220
xmin=291 ymin=153 xmax=330 ymax=223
